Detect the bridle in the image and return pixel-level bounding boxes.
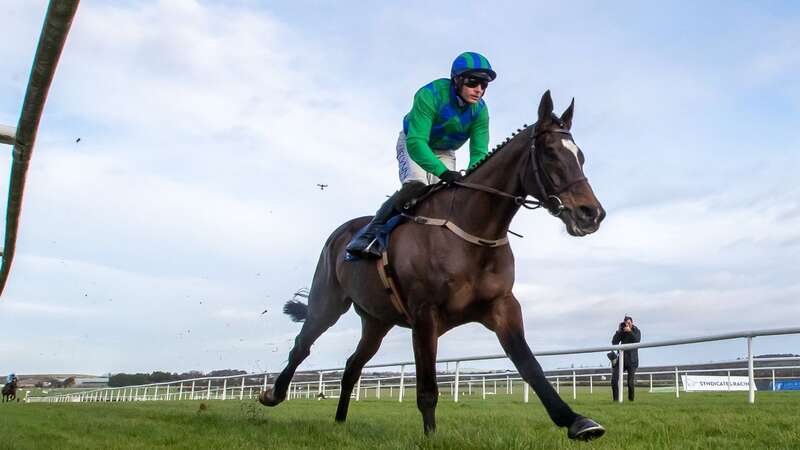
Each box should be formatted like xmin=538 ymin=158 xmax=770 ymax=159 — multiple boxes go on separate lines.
xmin=453 ymin=125 xmax=587 ymax=216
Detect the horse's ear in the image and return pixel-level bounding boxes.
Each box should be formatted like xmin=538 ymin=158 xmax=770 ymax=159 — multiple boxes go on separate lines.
xmin=537 ymin=90 xmax=554 ymax=123
xmin=561 ymin=98 xmax=575 ymax=130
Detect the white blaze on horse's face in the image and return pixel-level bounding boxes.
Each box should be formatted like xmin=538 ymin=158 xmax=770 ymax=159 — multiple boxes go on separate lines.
xmin=561 ymin=139 xmax=582 ymax=167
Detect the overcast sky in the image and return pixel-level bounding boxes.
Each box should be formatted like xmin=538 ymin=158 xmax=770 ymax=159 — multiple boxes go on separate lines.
xmin=1 ymin=0 xmax=798 ymax=377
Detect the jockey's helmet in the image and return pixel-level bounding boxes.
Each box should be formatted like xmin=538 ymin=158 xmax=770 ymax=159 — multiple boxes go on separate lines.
xmin=450 ymin=52 xmax=496 ymax=81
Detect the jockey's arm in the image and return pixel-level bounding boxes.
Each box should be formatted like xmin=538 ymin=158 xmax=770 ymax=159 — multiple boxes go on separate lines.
xmin=405 ymin=90 xmax=450 ymax=177
xmin=468 ymin=106 xmax=489 ymax=169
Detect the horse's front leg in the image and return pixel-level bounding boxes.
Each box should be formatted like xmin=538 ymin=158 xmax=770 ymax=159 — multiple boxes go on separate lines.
xmin=412 ymin=306 xmax=440 ymax=434
xmin=482 ymin=294 xmax=605 ymax=441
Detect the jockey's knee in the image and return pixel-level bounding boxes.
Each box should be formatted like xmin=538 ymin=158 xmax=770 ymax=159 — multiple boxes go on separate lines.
xmin=395 ymin=181 xmax=429 ymax=210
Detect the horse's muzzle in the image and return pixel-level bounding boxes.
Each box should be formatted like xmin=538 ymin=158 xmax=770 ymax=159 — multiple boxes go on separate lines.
xmin=568 ymin=204 xmax=605 ymax=236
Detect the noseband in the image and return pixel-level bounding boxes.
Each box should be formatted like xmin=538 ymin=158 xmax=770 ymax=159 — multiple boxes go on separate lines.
xmin=453 ymin=126 xmax=587 ymax=216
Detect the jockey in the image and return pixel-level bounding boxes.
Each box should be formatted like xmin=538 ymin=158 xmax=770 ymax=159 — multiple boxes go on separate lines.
xmin=346 ymin=51 xmax=496 ymax=258
xmin=6 ymin=373 xmax=15 ymax=384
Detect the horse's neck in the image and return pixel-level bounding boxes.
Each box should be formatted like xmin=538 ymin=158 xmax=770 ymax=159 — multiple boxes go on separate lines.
xmin=421 ymin=140 xmax=527 ymax=239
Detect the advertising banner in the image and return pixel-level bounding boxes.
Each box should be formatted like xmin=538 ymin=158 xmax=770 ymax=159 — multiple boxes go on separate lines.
xmin=773 ymin=379 xmax=800 ymax=391
xmin=681 ymin=375 xmax=755 ymax=392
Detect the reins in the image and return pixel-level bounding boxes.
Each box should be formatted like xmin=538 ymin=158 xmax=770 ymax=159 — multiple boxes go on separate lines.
xmin=452 ymin=125 xmax=585 ymax=216
xmin=452 ymin=180 xmax=544 ymax=210
xmin=401 ymin=125 xmax=586 ymax=248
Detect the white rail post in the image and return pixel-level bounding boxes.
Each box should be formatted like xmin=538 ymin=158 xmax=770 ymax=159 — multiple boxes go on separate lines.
xmin=618 ymin=351 xmax=625 ymax=403
xmin=589 ymin=374 xmax=593 ymax=394
xmin=572 ymin=371 xmax=576 ymax=400
xmin=556 ymin=376 xmax=560 ymax=394
xmin=675 ymin=367 xmax=680 ymax=398
xmin=263 ymin=374 xmax=268 ymax=392
xmin=771 ymin=369 xmax=775 ymax=392
xmin=318 ymin=372 xmax=323 ymax=395
xmin=747 ymin=336 xmax=755 ymax=404
xmin=191 ymin=381 xmax=196 ymax=400
xmin=377 ymin=378 xmax=381 ymax=399
xmin=206 ymin=380 xmax=211 ymax=400
xmin=650 ymin=373 xmax=653 ymax=392
xmin=727 ymin=371 xmax=731 ymax=391
xmin=399 ymin=365 xmax=406 ymax=402
xmin=356 ymin=377 xmax=362 ymax=401
xmin=222 ymin=379 xmax=227 ymax=401
xmin=506 ymin=376 xmax=510 ymax=394
xmin=134 ymin=388 xmax=139 ymax=401
xmin=482 ymin=377 xmax=486 ymax=400
xmin=510 ymin=377 xmax=513 ymax=394
xmin=524 ymin=381 xmax=529 ymax=403
xmin=454 ymin=361 xmax=460 ymax=403
xmin=240 ymin=376 xmax=245 ymax=400
xmin=493 ymin=379 xmax=497 ymax=395
xmin=468 ymin=380 xmax=472 ymax=396
xmin=144 ymin=387 xmax=149 ymax=401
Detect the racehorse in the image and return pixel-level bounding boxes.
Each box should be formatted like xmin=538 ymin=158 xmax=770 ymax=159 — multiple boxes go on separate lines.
xmin=260 ymin=91 xmax=607 ymax=441
xmin=2 ymin=378 xmax=18 ymax=402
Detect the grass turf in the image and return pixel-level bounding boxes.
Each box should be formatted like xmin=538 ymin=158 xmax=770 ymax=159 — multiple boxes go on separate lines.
xmin=1 ymin=390 xmax=798 ymax=449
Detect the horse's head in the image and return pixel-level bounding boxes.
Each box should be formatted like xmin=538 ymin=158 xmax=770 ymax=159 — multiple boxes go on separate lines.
xmin=523 ymin=91 xmax=605 ymax=236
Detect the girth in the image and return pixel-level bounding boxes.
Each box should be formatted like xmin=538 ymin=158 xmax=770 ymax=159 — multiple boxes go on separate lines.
xmin=376 ymin=250 xmax=414 ymax=326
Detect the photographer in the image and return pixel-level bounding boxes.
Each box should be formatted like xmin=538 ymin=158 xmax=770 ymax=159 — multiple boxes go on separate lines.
xmin=611 ymin=316 xmax=641 ymax=401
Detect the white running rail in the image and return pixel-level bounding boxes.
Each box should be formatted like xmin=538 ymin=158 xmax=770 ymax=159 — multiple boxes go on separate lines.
xmin=27 ymin=326 xmax=800 ymax=404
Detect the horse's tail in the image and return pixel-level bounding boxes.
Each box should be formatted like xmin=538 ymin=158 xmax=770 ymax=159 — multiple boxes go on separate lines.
xmin=283 ymin=299 xmax=308 ymax=323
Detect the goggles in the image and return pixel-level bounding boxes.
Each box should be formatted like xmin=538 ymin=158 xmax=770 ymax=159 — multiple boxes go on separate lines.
xmin=463 ymin=76 xmax=489 ymax=90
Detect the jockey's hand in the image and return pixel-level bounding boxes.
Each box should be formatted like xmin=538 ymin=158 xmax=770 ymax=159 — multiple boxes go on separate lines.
xmin=439 ymin=170 xmax=463 ymax=184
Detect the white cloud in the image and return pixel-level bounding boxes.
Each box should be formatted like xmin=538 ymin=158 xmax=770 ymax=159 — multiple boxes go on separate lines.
xmin=0 ymin=0 xmax=797 ymax=377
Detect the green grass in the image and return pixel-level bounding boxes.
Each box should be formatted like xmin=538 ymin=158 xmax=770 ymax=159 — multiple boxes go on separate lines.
xmin=1 ymin=390 xmax=798 ymax=449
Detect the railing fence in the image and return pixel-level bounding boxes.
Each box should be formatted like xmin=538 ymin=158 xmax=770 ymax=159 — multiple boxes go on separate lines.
xmin=27 ymin=327 xmax=800 ymax=404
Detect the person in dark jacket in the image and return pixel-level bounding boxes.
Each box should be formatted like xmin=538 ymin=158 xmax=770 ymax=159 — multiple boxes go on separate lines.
xmin=611 ymin=315 xmax=641 ymax=401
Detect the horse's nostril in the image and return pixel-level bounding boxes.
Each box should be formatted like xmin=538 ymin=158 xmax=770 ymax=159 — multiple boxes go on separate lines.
xmin=577 ymin=206 xmax=597 ymax=221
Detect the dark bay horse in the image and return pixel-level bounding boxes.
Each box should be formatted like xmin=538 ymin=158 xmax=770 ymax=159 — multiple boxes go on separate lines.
xmin=260 ymin=91 xmax=607 ymax=441
xmin=2 ymin=378 xmax=18 ymax=402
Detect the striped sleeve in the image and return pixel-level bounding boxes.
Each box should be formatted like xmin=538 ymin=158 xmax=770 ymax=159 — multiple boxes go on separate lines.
xmin=468 ymin=105 xmax=489 ymax=169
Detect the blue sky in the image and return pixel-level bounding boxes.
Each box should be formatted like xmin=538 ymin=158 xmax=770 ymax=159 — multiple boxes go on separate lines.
xmin=0 ymin=0 xmax=798 ymax=376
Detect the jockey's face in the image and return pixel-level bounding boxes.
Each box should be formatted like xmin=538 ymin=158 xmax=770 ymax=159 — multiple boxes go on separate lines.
xmin=458 ymin=77 xmax=486 ymax=104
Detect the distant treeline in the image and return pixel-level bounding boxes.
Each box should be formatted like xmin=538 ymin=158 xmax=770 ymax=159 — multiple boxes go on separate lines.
xmin=109 ymin=370 xmax=247 ymax=387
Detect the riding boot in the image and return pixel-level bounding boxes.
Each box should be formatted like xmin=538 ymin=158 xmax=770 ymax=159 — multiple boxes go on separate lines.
xmin=345 ymin=192 xmax=400 ymax=258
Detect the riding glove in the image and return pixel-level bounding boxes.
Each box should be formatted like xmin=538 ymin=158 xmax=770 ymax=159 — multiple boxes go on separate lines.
xmin=439 ymin=170 xmax=463 ymax=183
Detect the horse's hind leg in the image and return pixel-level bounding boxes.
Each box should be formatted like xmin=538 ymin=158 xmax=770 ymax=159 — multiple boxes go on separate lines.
xmin=259 ymin=295 xmax=350 ymax=407
xmin=483 ymin=295 xmax=605 ymax=442
xmin=335 ymin=314 xmax=393 ymax=423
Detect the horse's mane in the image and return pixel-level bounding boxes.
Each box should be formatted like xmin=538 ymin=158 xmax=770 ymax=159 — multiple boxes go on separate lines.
xmin=463 ymin=122 xmax=534 ymax=178
xmin=464 ymin=112 xmax=568 ymax=179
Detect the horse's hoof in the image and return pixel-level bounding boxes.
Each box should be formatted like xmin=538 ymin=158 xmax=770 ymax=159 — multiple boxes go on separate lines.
xmin=257 ymin=389 xmax=283 ymax=407
xmin=567 ymin=416 xmax=606 ymax=441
